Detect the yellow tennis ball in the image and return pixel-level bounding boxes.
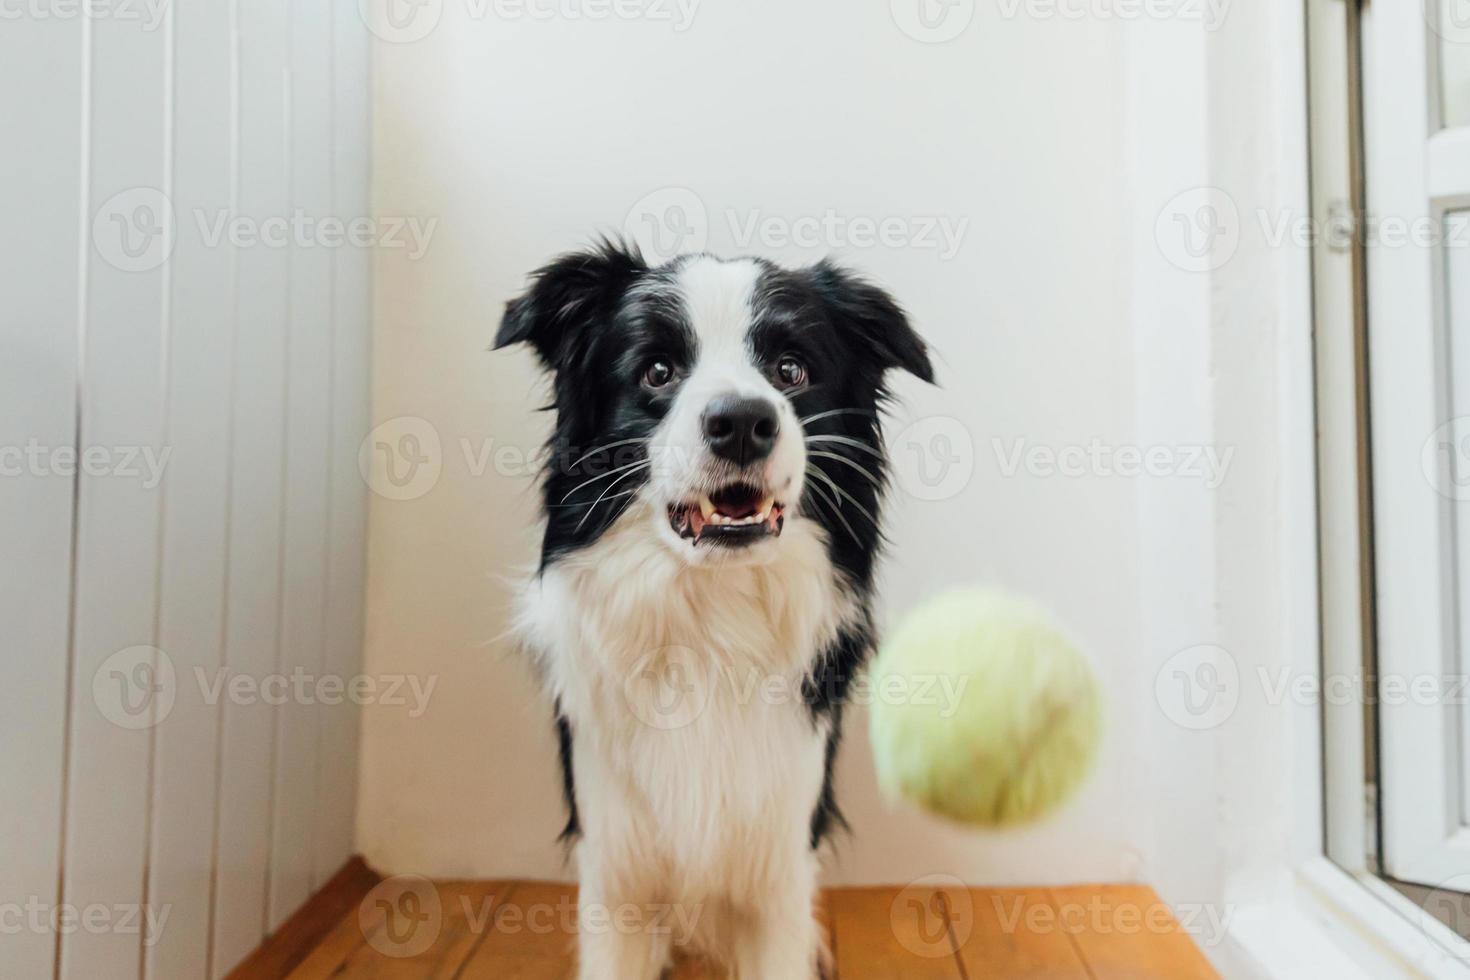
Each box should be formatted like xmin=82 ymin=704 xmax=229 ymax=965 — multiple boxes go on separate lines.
xmin=868 ymin=589 xmax=1101 ymax=827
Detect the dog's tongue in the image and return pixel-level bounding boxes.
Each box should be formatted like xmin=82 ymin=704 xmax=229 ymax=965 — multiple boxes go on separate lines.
xmin=710 ymin=483 xmax=762 ymax=518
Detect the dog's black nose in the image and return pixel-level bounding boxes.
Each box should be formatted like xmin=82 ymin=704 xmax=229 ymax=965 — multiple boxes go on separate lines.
xmin=702 ymin=396 xmax=779 ymax=466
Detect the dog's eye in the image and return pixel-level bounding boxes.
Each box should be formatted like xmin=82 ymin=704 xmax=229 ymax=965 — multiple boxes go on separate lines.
xmin=642 ymin=358 xmax=676 ymax=389
xmin=775 ymin=355 xmax=808 ymax=389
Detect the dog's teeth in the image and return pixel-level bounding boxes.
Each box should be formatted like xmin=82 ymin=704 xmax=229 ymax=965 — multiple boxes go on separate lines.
xmin=699 ymin=496 xmax=716 ymax=519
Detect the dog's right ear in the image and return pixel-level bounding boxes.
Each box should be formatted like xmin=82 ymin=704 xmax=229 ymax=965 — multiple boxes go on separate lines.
xmin=495 ymin=238 xmax=648 ymax=371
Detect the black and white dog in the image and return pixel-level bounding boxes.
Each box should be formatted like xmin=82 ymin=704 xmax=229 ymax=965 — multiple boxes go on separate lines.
xmin=495 ymin=240 xmax=932 ymax=979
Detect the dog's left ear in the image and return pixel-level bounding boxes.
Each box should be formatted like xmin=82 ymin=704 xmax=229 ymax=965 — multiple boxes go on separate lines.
xmin=809 ymin=261 xmax=935 ymax=383
xmin=496 ymin=238 xmax=647 ymax=371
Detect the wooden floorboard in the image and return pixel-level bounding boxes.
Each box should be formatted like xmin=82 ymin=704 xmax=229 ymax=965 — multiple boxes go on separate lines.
xmin=242 ymin=873 xmax=1218 ymax=979
xmin=956 ymin=887 xmax=1092 ymax=979
xmin=224 ymin=856 xmax=381 ymax=980
xmin=1045 ymin=885 xmax=1218 ymax=980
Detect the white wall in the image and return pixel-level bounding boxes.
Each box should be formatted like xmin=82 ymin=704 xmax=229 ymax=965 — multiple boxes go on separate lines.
xmin=0 ymin=4 xmax=372 ymax=978
xmin=362 ymin=0 xmax=1159 ymax=886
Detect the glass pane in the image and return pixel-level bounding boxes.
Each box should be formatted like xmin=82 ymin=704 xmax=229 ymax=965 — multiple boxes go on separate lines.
xmin=1440 ymin=0 xmax=1470 ymax=128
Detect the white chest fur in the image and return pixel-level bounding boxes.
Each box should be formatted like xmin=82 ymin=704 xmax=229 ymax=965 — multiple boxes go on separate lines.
xmin=515 ymin=504 xmax=853 ymax=906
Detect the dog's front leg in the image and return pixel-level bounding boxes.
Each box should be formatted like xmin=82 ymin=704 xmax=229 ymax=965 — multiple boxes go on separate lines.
xmin=730 ymin=860 xmax=822 ymax=980
xmin=576 ymin=860 xmax=672 ymax=980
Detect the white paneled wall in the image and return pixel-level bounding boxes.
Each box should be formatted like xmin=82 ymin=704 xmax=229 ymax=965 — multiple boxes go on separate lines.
xmin=0 ymin=3 xmax=372 ymax=979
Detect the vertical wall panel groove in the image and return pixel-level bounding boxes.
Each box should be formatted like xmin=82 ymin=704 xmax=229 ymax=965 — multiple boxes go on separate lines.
xmin=0 ymin=13 xmax=84 ymax=980
xmin=209 ymin=0 xmax=293 ymax=972
xmin=268 ymin=0 xmax=334 ymax=930
xmin=315 ymin=3 xmax=373 ymax=886
xmin=58 ymin=5 xmax=172 ymax=978
xmin=143 ymin=0 xmax=238 ymax=975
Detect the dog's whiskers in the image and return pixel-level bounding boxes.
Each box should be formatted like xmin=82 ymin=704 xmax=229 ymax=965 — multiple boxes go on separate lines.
xmin=799 ymin=407 xmax=878 ymax=428
xmin=565 ymin=436 xmax=648 ymax=473
xmin=805 ymin=434 xmax=884 ymax=459
xmin=546 ymin=488 xmax=638 ymax=509
xmin=573 ymin=463 xmax=650 ymax=533
xmin=804 ymin=464 xmax=881 ymax=530
xmin=808 ymin=450 xmax=882 ymax=487
xmin=557 ymin=457 xmax=650 ymax=504
xmin=802 ymin=469 xmax=862 ymax=547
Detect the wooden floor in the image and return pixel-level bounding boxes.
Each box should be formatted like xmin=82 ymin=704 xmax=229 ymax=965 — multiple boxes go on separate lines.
xmin=233 ymin=862 xmax=1219 ymax=979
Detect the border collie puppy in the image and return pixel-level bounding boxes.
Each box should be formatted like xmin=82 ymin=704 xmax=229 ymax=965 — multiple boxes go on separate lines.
xmin=496 ymin=240 xmax=932 ymax=979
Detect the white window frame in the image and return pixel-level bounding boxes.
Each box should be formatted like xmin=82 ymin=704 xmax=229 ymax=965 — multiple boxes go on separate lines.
xmin=1131 ymin=1 xmax=1470 ymax=976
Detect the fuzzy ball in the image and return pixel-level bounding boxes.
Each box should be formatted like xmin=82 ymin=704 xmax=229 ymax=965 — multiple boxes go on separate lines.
xmin=868 ymin=589 xmax=1101 ymax=828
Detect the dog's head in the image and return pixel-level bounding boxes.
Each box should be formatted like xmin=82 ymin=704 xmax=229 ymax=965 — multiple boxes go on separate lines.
xmin=496 ymin=240 xmax=933 ymax=582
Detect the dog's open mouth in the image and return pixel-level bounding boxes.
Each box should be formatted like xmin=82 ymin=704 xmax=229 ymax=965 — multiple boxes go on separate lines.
xmin=668 ymin=482 xmax=785 ymax=547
